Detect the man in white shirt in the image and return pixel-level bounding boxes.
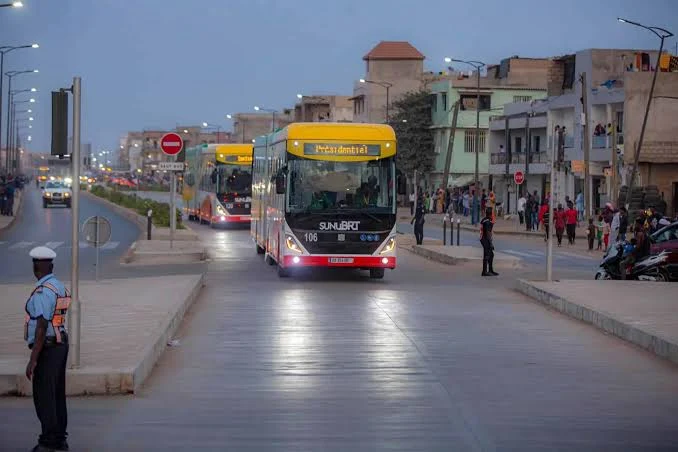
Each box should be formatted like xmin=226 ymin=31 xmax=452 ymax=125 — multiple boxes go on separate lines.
xmin=517 ymin=194 xmax=526 ymax=225
xmin=409 ymin=192 xmax=415 ymax=215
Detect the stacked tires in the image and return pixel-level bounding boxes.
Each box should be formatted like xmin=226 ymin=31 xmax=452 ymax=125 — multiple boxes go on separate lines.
xmin=617 ymin=184 xmax=666 ymax=216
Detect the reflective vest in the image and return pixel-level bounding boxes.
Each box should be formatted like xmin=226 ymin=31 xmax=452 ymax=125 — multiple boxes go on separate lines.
xmin=24 ymin=281 xmax=71 ymax=344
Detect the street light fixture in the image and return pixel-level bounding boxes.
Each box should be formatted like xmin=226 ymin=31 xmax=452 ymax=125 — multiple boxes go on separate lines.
xmin=254 ymin=106 xmax=277 ymax=132
xmin=0 ymin=1 xmax=24 ymax=7
xmin=201 ymin=121 xmax=223 ymax=142
xmin=444 ymin=57 xmax=486 ymax=203
xmin=0 ymin=45 xmax=38 ymax=172
xmin=617 ymin=17 xmax=674 ymax=207
xmin=359 ymin=79 xmax=393 ymax=122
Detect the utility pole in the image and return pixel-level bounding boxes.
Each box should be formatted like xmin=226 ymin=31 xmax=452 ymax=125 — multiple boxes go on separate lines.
xmin=546 ymin=126 xmax=558 ymax=282
xmin=610 ymin=120 xmax=618 ymax=206
xmin=581 ymin=72 xmax=591 ymax=221
xmin=441 ymin=101 xmax=460 ymax=190
xmin=69 ymin=77 xmax=82 ymax=368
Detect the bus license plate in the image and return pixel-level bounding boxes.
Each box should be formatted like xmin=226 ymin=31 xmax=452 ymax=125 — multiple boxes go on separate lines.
xmin=329 ymin=257 xmax=354 ymax=264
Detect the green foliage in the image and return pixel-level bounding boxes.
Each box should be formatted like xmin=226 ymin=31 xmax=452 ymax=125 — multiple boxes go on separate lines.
xmin=90 ymin=185 xmax=183 ymax=229
xmin=390 ymin=89 xmax=435 ymax=176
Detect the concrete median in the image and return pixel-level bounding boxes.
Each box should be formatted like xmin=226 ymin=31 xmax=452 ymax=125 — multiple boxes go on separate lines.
xmin=123 ymin=239 xmax=207 ymax=265
xmin=409 ymin=244 xmax=523 ymax=268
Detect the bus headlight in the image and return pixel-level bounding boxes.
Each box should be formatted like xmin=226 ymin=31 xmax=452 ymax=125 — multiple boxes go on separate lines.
xmin=216 ymin=205 xmax=225 ymax=215
xmin=379 ymin=237 xmax=396 ymax=254
xmin=64 ymin=192 xmax=70 ymax=197
xmin=285 ymin=235 xmax=303 ymax=254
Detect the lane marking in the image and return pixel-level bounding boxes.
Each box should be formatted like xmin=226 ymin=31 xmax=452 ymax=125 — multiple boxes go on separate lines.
xmin=9 ymin=241 xmax=34 ymax=249
xmin=0 ymin=241 xmax=5 ymax=247
xmin=558 ymin=251 xmax=597 ymax=260
xmin=503 ymin=249 xmax=540 ymax=258
xmin=44 ymin=241 xmax=64 ymax=250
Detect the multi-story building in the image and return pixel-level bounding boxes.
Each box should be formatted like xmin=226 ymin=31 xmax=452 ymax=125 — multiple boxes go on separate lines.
xmin=121 ymin=126 xmax=231 ymax=172
xmin=293 ymin=95 xmax=353 ymax=123
xmin=351 ymin=41 xmax=426 ymax=124
xmin=430 ymin=57 xmax=550 ymax=189
xmin=488 ymin=48 xmax=676 ymax=215
xmin=230 ymin=112 xmax=294 ymax=143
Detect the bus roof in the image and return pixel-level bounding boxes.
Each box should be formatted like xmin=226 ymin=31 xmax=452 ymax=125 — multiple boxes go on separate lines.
xmin=281 ymin=122 xmax=395 ymax=142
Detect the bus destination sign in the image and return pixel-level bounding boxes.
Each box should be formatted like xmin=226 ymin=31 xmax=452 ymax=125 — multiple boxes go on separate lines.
xmin=303 ymin=143 xmax=381 ymax=157
xmin=224 ymin=155 xmax=253 ymax=164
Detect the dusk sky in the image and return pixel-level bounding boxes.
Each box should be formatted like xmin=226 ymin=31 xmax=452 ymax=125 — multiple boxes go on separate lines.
xmin=2 ymin=0 xmax=677 ymax=155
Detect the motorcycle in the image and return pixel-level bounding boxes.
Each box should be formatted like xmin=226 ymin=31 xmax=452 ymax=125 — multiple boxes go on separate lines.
xmin=595 ymin=241 xmax=671 ymax=281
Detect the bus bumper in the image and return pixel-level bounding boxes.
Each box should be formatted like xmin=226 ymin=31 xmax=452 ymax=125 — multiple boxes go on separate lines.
xmin=282 ymin=255 xmax=396 ymax=269
xmin=212 ymin=215 xmax=251 ymax=223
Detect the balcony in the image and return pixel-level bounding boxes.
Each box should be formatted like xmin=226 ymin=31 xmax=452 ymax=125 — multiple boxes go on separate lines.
xmin=592 ymin=133 xmax=624 ymax=149
xmin=489 ymin=151 xmax=550 ymax=175
xmin=547 ymin=135 xmax=574 ymax=149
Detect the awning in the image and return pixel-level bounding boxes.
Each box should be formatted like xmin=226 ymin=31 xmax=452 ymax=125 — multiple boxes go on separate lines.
xmin=445 ymin=174 xmax=475 ymax=187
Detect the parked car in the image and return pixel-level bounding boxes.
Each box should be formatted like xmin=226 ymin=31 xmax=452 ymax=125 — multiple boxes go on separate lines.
xmin=650 ymin=222 xmax=678 ymax=281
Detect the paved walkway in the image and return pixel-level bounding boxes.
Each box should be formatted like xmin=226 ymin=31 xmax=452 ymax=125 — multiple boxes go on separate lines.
xmin=0 ymin=274 xmax=203 ymax=395
xmin=517 ymin=280 xmax=678 ymax=365
xmin=0 ymin=190 xmax=22 ymax=232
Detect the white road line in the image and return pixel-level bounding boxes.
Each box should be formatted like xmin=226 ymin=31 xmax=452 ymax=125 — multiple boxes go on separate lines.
xmin=79 ymin=242 xmax=89 ymax=249
xmin=503 ymin=249 xmax=540 ymax=258
xmin=9 ymin=241 xmax=34 ymax=250
xmin=44 ymin=241 xmax=65 ymax=250
xmin=0 ymin=241 xmax=5 ymax=247
xmin=558 ymin=251 xmax=597 ymax=260
xmin=100 ymin=241 xmax=119 ymax=250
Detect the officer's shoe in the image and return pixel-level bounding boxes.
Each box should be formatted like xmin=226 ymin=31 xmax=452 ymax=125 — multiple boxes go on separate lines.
xmin=31 ymin=444 xmax=55 ymax=452
xmin=56 ymin=441 xmax=69 ymax=451
xmin=481 ymin=271 xmax=490 ymax=276
xmin=489 ymin=271 xmax=499 ymax=276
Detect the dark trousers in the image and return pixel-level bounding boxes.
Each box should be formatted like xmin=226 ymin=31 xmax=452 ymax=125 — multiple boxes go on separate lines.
xmin=556 ymin=227 xmax=564 ymax=246
xmin=588 ymin=235 xmax=595 ymax=250
xmin=409 ymin=202 xmax=414 ymax=215
xmin=518 ymin=211 xmax=524 ymax=225
xmin=566 ymin=224 xmax=576 ymax=244
xmin=481 ymin=239 xmax=494 ymax=273
xmin=414 ymin=223 xmax=424 ymax=245
xmin=33 ymin=343 xmax=69 ymax=448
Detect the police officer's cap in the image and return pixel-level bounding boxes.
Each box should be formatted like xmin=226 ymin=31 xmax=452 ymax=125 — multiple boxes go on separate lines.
xmin=29 ymin=246 xmax=57 ymax=261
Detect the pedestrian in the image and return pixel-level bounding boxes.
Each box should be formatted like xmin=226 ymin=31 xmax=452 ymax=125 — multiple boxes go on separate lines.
xmin=471 ymin=190 xmax=480 ymax=225
xmin=587 ymin=218 xmax=596 ymax=250
xmin=409 ymin=191 xmax=415 ymax=215
xmin=542 ymin=202 xmax=550 ymax=242
xmin=555 ymin=204 xmax=566 ymax=247
xmin=480 ymin=207 xmax=498 ymax=276
xmin=596 ymin=215 xmax=604 ymax=250
xmin=517 ymin=193 xmax=526 ymax=225
xmin=576 ymin=191 xmax=584 ymax=222
xmin=411 ymin=196 xmax=425 ymax=245
xmin=462 ymin=191 xmax=470 ymax=217
xmin=525 ymin=195 xmax=533 ymax=231
xmin=5 ymin=179 xmax=15 ymax=216
xmin=620 ymin=217 xmax=649 ymax=279
xmin=603 ymin=219 xmax=611 ymax=250
xmin=565 ymin=202 xmax=578 ymax=245
xmin=24 ymin=246 xmax=71 ymax=452
xmin=488 ymin=190 xmax=496 ymax=223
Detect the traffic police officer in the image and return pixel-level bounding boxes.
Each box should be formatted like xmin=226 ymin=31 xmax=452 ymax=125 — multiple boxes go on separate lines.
xmin=25 ymin=246 xmax=70 ymax=452
xmin=480 ymin=207 xmax=498 ymax=276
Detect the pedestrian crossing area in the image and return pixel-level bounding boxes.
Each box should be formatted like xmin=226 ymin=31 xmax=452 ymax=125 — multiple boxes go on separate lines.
xmin=0 ymin=240 xmax=121 ymax=252
xmin=502 ymin=248 xmax=598 ymax=261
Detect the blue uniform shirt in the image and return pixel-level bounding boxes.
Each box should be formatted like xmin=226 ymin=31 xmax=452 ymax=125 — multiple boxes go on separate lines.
xmin=25 ymin=274 xmax=67 ymax=345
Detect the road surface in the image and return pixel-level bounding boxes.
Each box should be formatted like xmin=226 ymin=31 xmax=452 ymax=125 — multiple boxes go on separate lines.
xmin=1 ymin=222 xmax=676 ymax=450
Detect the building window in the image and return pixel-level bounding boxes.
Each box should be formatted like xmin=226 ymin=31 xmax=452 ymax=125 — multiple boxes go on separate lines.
xmin=513 ymin=95 xmax=532 ymax=103
xmin=460 ymin=94 xmax=491 ymax=111
xmin=515 ymin=136 xmax=522 ymax=153
xmin=534 ymin=135 xmax=540 ymax=153
xmin=431 ymin=94 xmax=437 ymax=112
xmin=441 ymin=93 xmax=447 ymax=111
xmin=464 ymin=130 xmax=486 ymax=153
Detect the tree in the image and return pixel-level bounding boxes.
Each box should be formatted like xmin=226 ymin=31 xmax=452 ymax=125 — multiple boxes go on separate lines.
xmin=390 ymin=89 xmax=435 ymax=181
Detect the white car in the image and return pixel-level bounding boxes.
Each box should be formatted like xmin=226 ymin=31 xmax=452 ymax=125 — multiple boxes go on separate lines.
xmin=42 ymin=181 xmax=72 ymax=208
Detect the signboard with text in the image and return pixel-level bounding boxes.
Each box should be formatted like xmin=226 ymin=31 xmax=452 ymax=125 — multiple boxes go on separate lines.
xmin=303 ymin=143 xmax=381 ymax=157
xmin=160 ymin=132 xmax=184 ymax=156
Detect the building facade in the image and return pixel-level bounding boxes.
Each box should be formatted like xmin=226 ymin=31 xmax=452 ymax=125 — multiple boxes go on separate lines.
xmin=230 ymin=112 xmax=294 ymax=143
xmin=430 ymin=57 xmax=550 ymax=190
xmin=351 ymin=41 xmax=426 ymax=124
xmin=293 ymin=95 xmax=353 ymax=123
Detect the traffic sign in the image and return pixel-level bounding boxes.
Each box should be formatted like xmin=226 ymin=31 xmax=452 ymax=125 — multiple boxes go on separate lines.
xmin=514 ymin=170 xmax=525 ymax=185
xmin=160 ymin=132 xmax=183 ymax=156
xmin=82 ymin=216 xmax=111 ymax=247
xmin=158 ymin=162 xmax=186 ymax=171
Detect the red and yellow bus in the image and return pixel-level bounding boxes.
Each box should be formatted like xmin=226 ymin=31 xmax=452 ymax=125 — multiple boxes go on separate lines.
xmin=186 ymin=143 xmax=253 ymax=227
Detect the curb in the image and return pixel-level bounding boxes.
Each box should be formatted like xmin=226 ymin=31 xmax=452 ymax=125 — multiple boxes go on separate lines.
xmin=516 ymin=279 xmax=678 ymax=366
xmin=3 ymin=273 xmax=206 ymax=396
xmin=409 ymin=245 xmax=468 ymax=265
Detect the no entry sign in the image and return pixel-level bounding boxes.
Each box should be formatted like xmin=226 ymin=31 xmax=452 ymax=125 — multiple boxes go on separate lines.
xmin=514 ymin=170 xmax=525 ymax=185
xmin=160 ymin=132 xmax=184 ymax=156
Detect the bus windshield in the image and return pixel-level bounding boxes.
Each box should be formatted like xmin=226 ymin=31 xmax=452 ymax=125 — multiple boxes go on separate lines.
xmin=287 ymin=157 xmax=394 ymax=213
xmin=217 ymin=164 xmax=252 ymax=195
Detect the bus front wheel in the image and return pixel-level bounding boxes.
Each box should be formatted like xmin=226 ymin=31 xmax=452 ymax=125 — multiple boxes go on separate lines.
xmin=256 ymin=244 xmax=265 ymax=255
xmin=369 ymin=268 xmax=385 ymax=279
xmin=277 ymin=265 xmax=289 ymax=278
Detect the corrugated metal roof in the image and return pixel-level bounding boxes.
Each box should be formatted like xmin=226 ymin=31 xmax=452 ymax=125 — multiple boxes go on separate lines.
xmin=363 ymin=41 xmax=425 ymax=60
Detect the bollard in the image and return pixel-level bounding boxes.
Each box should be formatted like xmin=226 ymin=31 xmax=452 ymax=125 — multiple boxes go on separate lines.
xmin=147 ymin=209 xmax=153 ymax=240
xmin=456 ymin=218 xmax=461 ymax=246
xmin=443 ymin=216 xmax=447 ymax=246
xmin=450 ymin=217 xmax=454 ymax=246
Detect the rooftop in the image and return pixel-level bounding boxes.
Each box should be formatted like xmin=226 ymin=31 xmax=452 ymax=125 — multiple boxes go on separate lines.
xmin=363 ymin=41 xmax=425 ymax=61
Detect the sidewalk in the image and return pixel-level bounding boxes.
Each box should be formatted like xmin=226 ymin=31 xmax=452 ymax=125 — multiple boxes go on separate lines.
xmin=0 ymin=190 xmax=22 ymax=232
xmin=408 ymin=244 xmax=523 ymax=268
xmin=0 ymin=274 xmax=204 ymax=396
xmin=517 ymin=279 xmax=678 ymax=365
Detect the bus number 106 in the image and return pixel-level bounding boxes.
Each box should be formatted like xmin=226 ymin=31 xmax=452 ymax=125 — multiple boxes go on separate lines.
xmin=304 ymin=232 xmax=318 ymax=242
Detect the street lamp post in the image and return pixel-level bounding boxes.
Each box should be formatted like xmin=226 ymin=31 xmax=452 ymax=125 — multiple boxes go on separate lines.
xmin=4 ymin=69 xmax=37 ymax=171
xmin=202 ymin=122 xmax=223 ymax=142
xmin=359 ymin=79 xmax=393 ymax=123
xmin=617 ymin=18 xmax=674 ymax=208
xmin=226 ymin=113 xmax=245 ymax=143
xmin=0 ymin=44 xmax=38 ymax=171
xmin=254 ymin=106 xmax=277 ymax=132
